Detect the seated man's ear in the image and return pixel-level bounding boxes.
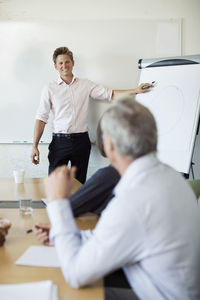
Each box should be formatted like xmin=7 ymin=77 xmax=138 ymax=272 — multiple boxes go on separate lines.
xmin=103 ymin=134 xmax=115 ymax=161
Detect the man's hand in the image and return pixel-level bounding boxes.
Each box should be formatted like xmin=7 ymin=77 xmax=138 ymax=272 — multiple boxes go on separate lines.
xmin=31 ymin=146 xmax=40 ymax=165
xmin=34 ymin=224 xmax=52 ymax=246
xmin=136 ymin=83 xmax=154 ymax=94
xmin=45 ymin=165 xmax=76 ymax=202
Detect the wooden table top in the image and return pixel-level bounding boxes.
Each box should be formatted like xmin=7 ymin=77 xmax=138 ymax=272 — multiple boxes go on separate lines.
xmin=0 ymin=177 xmax=82 ymax=200
xmin=0 ymin=178 xmax=103 ymax=300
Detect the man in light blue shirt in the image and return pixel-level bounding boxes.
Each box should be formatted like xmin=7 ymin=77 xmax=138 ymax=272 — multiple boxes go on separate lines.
xmin=45 ymin=96 xmax=200 ymax=299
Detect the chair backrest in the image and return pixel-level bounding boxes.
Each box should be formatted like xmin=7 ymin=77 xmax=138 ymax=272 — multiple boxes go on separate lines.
xmin=188 ymin=180 xmax=200 ymax=199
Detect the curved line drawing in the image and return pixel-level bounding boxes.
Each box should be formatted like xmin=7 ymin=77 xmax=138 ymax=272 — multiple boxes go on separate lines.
xmin=149 ymin=85 xmax=185 ymax=136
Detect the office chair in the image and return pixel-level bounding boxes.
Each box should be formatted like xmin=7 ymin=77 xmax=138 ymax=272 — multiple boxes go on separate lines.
xmin=188 ymin=180 xmax=200 ymax=200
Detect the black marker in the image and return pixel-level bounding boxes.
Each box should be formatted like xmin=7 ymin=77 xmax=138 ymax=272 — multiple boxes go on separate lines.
xmin=24 ymin=228 xmax=37 ymax=234
xmin=24 ymin=226 xmax=48 ymax=234
xmin=141 ymin=81 xmax=156 ymax=90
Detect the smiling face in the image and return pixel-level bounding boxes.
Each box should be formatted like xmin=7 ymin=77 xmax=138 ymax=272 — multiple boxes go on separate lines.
xmin=54 ymin=54 xmax=74 ymax=80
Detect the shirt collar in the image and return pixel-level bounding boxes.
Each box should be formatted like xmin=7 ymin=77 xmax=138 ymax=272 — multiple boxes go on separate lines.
xmin=114 ymin=152 xmax=159 ymax=196
xmin=57 ymin=76 xmax=77 ymax=85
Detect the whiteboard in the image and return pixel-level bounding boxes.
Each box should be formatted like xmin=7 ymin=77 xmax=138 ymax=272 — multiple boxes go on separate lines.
xmin=0 ymin=19 xmax=181 ymax=143
xmin=136 ymin=64 xmax=200 ymax=173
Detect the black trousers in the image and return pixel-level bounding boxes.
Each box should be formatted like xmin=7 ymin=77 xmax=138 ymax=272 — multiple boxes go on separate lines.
xmin=48 ymin=132 xmax=91 ymax=184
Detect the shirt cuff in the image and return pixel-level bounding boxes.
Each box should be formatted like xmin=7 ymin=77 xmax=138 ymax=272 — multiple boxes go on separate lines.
xmin=47 ymin=199 xmax=79 ymax=243
xmin=80 ymin=229 xmax=93 ymax=242
xmin=108 ymin=88 xmax=113 ymax=102
xmin=35 ymin=115 xmax=48 ymax=123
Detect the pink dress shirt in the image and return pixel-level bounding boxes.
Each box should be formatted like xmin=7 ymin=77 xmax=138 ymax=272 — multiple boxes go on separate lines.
xmin=36 ymin=76 xmax=112 ymax=133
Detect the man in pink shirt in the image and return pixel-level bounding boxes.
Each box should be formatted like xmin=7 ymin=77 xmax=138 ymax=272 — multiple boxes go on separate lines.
xmin=31 ymin=46 xmax=152 ymax=183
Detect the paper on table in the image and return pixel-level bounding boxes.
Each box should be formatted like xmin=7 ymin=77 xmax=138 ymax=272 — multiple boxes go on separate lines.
xmin=0 ymin=280 xmax=59 ymax=300
xmin=16 ymin=245 xmax=60 ymax=268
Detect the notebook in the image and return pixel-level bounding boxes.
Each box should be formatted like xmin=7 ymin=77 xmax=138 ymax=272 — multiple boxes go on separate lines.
xmin=15 ymin=245 xmax=60 ymax=268
xmin=0 ymin=280 xmax=59 ymax=300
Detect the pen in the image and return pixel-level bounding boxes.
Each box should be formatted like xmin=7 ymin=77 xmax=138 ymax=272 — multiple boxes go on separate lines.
xmin=24 ymin=226 xmax=48 ymax=234
xmin=24 ymin=228 xmax=36 ymax=234
xmin=141 ymin=81 xmax=156 ymax=90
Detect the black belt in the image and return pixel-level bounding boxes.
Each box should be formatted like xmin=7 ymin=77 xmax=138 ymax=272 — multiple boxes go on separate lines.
xmin=53 ymin=132 xmax=88 ymax=138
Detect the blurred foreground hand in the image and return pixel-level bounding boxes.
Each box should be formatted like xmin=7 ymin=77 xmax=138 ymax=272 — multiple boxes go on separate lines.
xmin=0 ymin=218 xmax=11 ymax=246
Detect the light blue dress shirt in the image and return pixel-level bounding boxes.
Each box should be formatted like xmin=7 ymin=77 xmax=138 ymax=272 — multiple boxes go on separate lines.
xmin=47 ymin=153 xmax=200 ymax=299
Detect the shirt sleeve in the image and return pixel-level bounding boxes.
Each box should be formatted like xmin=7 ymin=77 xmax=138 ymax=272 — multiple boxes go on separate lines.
xmin=47 ymin=196 xmax=144 ymax=288
xmin=35 ymin=85 xmax=52 ymax=123
xmin=88 ymin=80 xmax=113 ymax=102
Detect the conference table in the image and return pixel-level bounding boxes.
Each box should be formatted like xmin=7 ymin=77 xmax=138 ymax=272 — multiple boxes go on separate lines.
xmin=0 ymin=178 xmax=103 ymax=300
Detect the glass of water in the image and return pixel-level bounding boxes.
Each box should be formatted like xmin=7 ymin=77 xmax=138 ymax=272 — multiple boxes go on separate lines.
xmin=19 ymin=198 xmax=33 ymax=215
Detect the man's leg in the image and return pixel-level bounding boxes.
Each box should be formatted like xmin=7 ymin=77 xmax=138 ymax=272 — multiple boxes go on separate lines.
xmin=48 ymin=133 xmax=91 ymax=183
xmin=68 ymin=166 xmax=120 ymax=217
xmin=71 ymin=133 xmax=91 ymax=184
xmin=48 ymin=136 xmax=72 ymax=174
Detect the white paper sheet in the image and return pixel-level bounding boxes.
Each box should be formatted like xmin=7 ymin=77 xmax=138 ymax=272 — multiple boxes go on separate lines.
xmin=136 ymin=64 xmax=200 ymax=173
xmin=15 ymin=245 xmax=60 ymax=268
xmin=0 ymin=280 xmax=59 ymax=300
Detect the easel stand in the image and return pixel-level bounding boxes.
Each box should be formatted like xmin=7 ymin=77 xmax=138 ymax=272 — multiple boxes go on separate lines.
xmin=183 ymin=117 xmax=200 ymax=180
xmin=183 ymin=162 xmax=195 ymax=180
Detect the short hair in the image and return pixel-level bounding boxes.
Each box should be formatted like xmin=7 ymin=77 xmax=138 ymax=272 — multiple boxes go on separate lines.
xmin=96 ymin=119 xmax=106 ymax=157
xmin=101 ymin=96 xmax=157 ymax=159
xmin=53 ymin=47 xmax=74 ymax=64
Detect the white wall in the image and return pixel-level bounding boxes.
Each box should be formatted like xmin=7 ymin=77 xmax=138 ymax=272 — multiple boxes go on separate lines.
xmin=0 ymin=0 xmax=200 ymax=178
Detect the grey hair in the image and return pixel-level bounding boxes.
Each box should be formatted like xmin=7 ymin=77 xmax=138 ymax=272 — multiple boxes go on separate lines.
xmin=101 ymin=96 xmax=157 ymax=159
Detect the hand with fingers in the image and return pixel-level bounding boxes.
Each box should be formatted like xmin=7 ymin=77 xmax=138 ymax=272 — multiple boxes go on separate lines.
xmin=35 ymin=166 xmax=77 ymax=246
xmin=45 ymin=165 xmax=77 ymax=202
xmin=31 ymin=147 xmax=40 ymax=165
xmin=136 ymin=82 xmax=155 ymax=93
xmin=34 ymin=224 xmax=52 ymax=246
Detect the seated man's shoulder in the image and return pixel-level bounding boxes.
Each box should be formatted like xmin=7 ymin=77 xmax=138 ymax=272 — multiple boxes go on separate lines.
xmin=95 ymin=166 xmax=120 ymax=181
